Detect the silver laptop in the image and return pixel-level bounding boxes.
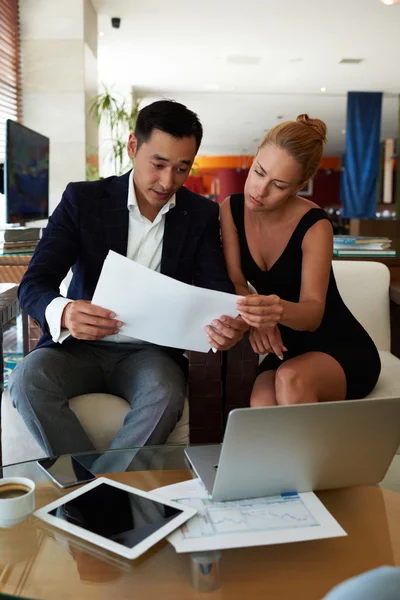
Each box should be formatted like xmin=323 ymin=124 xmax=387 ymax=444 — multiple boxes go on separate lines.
xmin=185 ymin=397 xmax=400 ymax=502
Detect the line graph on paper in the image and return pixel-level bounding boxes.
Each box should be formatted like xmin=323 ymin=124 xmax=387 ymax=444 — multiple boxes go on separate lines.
xmin=179 ymin=495 xmax=319 ymax=538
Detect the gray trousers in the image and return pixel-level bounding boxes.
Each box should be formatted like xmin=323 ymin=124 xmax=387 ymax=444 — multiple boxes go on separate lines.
xmin=9 ymin=339 xmax=187 ymax=457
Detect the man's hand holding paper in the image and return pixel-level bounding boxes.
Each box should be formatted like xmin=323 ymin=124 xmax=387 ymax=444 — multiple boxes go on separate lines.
xmin=205 ymin=315 xmax=248 ymax=351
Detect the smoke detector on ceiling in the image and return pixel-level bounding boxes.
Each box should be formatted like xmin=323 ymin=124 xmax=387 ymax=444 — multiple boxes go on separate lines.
xmin=339 ymin=58 xmax=364 ymax=64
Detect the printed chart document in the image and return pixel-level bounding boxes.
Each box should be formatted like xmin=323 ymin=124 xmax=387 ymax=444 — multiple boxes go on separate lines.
xmin=155 ymin=478 xmax=209 ymax=500
xmin=153 ymin=478 xmax=346 ymax=553
xmin=92 ymin=251 xmax=240 ymax=353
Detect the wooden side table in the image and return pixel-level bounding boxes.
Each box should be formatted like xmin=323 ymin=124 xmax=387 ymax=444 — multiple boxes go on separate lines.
xmin=0 ymin=254 xmax=31 ymax=284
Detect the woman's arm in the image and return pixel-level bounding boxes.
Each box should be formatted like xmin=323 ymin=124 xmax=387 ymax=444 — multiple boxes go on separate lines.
xmin=237 ymin=219 xmax=333 ymax=332
xmin=219 ymin=197 xmax=250 ymax=297
xmin=219 ymin=197 xmax=285 ymax=357
xmin=281 ymin=218 xmax=332 ymax=331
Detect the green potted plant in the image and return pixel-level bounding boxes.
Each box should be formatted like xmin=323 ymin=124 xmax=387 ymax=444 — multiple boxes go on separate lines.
xmin=89 ymin=86 xmax=142 ymax=176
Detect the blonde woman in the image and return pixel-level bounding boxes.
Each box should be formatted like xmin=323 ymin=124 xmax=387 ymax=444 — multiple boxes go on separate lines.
xmin=220 ymin=115 xmax=380 ymax=407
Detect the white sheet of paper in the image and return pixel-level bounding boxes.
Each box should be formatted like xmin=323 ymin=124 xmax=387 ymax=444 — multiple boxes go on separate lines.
xmin=153 ymin=480 xmax=346 ymax=553
xmin=154 ymin=478 xmax=209 ymax=500
xmin=92 ymin=251 xmax=240 ymax=353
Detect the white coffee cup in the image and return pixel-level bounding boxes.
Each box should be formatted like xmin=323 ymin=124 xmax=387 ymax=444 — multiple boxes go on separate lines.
xmin=0 ymin=477 xmax=36 ymax=528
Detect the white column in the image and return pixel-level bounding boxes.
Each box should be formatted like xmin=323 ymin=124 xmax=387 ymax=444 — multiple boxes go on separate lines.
xmin=19 ymin=0 xmax=98 ymax=215
xmin=383 ymin=138 xmax=394 ymax=205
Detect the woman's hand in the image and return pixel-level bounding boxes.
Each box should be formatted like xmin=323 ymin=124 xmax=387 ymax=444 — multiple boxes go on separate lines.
xmin=249 ymin=326 xmax=287 ymax=359
xmin=237 ymin=294 xmax=284 ymax=328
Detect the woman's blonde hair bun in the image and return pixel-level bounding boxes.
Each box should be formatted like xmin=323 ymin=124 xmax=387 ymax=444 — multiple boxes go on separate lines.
xmin=296 ymin=114 xmax=327 ymax=144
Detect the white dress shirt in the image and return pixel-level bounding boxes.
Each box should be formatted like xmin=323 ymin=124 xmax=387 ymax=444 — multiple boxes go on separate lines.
xmin=45 ymin=171 xmax=176 ymax=344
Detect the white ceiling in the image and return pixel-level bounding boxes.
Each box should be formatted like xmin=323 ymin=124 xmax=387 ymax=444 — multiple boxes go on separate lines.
xmin=92 ymin=0 xmax=400 ymax=156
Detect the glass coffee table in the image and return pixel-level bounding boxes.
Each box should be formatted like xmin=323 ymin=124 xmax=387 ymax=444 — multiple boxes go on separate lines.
xmin=1 ymin=445 xmax=400 ymax=599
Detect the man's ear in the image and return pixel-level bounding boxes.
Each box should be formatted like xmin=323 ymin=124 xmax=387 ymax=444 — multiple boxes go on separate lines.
xmin=127 ymin=133 xmax=138 ymax=159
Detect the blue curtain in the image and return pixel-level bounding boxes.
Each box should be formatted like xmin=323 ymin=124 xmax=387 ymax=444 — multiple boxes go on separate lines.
xmin=341 ymin=92 xmax=382 ymax=218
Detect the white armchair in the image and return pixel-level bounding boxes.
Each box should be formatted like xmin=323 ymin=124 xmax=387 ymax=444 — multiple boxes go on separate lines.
xmin=1 ymin=392 xmax=190 ymax=466
xmin=332 ymin=260 xmax=400 ymax=401
xmin=225 ymin=260 xmax=400 ymax=415
xmin=1 ymin=270 xmax=191 ymax=466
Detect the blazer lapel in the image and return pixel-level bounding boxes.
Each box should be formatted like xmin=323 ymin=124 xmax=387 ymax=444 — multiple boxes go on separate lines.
xmin=103 ymin=170 xmax=130 ymax=256
xmin=161 ymin=189 xmax=190 ymax=279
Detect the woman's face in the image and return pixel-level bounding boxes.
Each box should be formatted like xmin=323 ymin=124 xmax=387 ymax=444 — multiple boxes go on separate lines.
xmin=244 ymin=144 xmax=304 ymax=212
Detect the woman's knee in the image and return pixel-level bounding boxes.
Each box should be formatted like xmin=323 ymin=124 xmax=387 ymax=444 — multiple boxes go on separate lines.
xmin=250 ymin=389 xmax=267 ymax=408
xmin=275 ymin=364 xmax=306 ymax=404
xmin=250 ymin=372 xmax=277 ymax=407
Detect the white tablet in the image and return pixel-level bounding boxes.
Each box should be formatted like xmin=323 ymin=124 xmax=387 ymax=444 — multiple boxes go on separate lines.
xmin=34 ymin=477 xmax=197 ymax=560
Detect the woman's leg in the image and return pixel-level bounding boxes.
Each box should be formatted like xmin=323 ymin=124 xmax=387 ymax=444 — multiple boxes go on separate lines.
xmin=250 ymin=370 xmax=278 ymax=407
xmin=274 ymin=351 xmax=347 ymax=405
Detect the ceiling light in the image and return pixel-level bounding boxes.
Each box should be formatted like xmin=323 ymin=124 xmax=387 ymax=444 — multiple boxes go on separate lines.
xmin=99 ymin=31 xmax=104 ymax=37
xmin=380 ymin=0 xmax=400 ymax=4
xmin=320 ymin=87 xmax=326 ymax=92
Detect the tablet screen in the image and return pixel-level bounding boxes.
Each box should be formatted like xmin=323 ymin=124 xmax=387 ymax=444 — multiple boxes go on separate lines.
xmin=49 ymin=482 xmax=184 ymax=549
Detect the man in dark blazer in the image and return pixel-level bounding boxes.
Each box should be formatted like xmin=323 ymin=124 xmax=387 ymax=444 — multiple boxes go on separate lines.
xmin=9 ymin=100 xmax=247 ymax=457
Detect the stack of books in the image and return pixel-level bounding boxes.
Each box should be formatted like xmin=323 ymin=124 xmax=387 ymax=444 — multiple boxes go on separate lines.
xmin=333 ymin=236 xmax=396 ymax=257
xmin=0 ymin=227 xmax=42 ymax=254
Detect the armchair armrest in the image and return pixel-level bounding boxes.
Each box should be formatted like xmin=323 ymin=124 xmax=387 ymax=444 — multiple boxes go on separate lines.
xmin=224 ymin=334 xmax=258 ymax=427
xmin=22 ymin=312 xmax=42 ymax=355
xmin=390 ymin=282 xmax=400 ymax=305
xmin=188 ymin=350 xmax=224 ymax=443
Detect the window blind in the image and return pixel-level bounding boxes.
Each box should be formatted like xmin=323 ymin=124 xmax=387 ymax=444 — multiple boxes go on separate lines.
xmin=0 ymin=0 xmax=21 ymax=162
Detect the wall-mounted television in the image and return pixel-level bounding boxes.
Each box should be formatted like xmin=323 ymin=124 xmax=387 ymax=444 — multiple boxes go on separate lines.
xmin=4 ymin=120 xmax=49 ymax=224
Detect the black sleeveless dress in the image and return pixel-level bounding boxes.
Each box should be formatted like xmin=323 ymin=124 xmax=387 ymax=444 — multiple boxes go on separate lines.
xmin=230 ymin=194 xmax=381 ymax=399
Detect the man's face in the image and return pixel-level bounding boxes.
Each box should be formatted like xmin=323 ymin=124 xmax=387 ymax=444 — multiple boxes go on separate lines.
xmin=127 ymin=129 xmax=197 ymax=212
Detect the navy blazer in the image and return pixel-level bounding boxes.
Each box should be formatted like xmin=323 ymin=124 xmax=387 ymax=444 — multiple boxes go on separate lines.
xmin=19 ymin=171 xmax=234 ymax=350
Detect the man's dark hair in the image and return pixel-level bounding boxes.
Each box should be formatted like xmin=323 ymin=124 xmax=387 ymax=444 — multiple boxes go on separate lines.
xmin=135 ymin=100 xmax=203 ymax=152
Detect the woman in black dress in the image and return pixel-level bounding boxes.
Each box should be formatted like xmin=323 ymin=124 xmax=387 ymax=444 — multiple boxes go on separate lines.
xmin=220 ymin=114 xmax=381 ymax=406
